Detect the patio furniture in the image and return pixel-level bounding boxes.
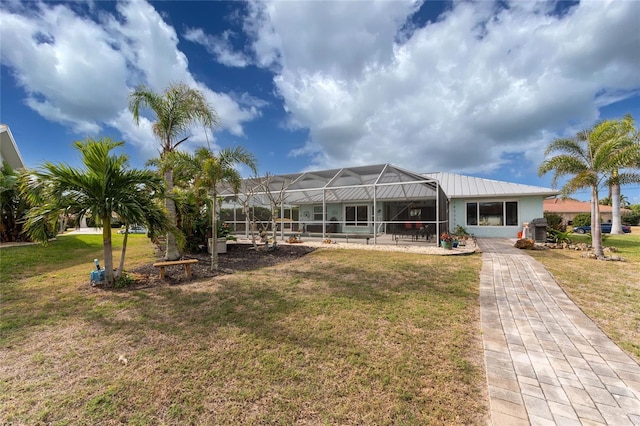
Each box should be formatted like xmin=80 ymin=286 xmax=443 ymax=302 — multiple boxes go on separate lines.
xmin=153 ymin=259 xmax=199 ymax=280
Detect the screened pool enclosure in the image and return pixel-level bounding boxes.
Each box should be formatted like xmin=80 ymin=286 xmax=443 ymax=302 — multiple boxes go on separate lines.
xmin=217 ymin=164 xmax=449 ymax=245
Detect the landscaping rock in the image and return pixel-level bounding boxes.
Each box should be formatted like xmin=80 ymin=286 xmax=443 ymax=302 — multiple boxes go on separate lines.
xmin=514 ymin=239 xmax=535 ymax=249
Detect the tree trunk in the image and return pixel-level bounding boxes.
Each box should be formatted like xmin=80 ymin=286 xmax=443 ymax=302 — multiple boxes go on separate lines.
xmin=58 ymin=213 xmax=68 ymax=235
xmin=211 ymin=195 xmax=218 ymax=271
xmin=102 ymin=216 xmax=115 ymax=286
xmin=591 ymin=186 xmax=604 ymax=258
xmin=610 ymin=179 xmax=623 ymax=234
xmin=164 ymin=168 xmax=181 ymax=260
xmin=116 ymin=226 xmax=129 ymax=279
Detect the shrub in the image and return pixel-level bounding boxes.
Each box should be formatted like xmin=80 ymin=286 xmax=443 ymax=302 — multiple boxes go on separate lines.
xmin=572 ymin=213 xmax=591 ymax=227
xmin=543 ymin=212 xmax=565 ymax=231
xmin=622 ymin=212 xmax=640 ymax=226
xmin=548 ymin=229 xmax=572 ymax=244
xmin=452 ymin=225 xmax=470 ymax=237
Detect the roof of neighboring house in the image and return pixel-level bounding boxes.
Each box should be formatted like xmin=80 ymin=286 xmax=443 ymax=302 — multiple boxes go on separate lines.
xmin=423 ymin=172 xmax=559 ymax=199
xmin=0 ymin=124 xmax=25 ymax=170
xmin=543 ymin=198 xmax=630 ymax=214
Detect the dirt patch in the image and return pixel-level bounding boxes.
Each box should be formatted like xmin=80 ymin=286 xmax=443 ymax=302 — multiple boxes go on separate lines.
xmin=125 ymin=243 xmax=316 ymax=287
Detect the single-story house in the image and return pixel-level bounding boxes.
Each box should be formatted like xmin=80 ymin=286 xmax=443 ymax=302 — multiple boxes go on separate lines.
xmin=219 ymin=164 xmax=559 ymax=244
xmin=0 ymin=124 xmax=25 ymax=170
xmin=543 ymin=198 xmax=631 ymax=225
xmin=426 ymin=172 xmax=559 ymax=238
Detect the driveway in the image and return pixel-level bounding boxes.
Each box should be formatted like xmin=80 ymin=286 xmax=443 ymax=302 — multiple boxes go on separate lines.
xmin=478 ymin=238 xmax=640 ymax=425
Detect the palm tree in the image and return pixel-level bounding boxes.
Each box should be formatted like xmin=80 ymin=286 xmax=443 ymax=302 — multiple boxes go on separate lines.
xmin=129 ymin=83 xmax=217 ymax=260
xmin=21 ymin=137 xmax=168 ymax=286
xmin=0 ymin=162 xmax=29 ymax=242
xmin=188 ymin=146 xmax=257 ymax=271
xmin=539 ymin=119 xmax=637 ymax=258
xmin=605 ymin=115 xmax=640 ymax=234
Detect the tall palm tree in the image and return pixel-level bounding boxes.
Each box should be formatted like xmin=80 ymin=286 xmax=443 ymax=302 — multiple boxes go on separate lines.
xmin=21 ymin=137 xmax=168 ymax=286
xmin=539 ymin=120 xmax=637 ymax=258
xmin=129 ymin=83 xmax=217 ymax=260
xmin=605 ymin=115 xmax=640 ymax=234
xmin=188 ymin=146 xmax=257 ymax=271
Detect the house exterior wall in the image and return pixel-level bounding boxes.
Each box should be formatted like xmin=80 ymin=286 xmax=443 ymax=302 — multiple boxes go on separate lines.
xmin=557 ymin=212 xmax=613 ymax=225
xmin=300 ymin=203 xmax=376 ymax=234
xmin=450 ymin=196 xmax=545 ymax=238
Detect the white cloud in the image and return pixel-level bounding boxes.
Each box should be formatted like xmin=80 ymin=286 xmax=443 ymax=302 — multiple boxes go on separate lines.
xmin=0 ymin=0 xmax=261 ymax=160
xmin=0 ymin=3 xmax=129 ymax=132
xmin=243 ymin=0 xmax=640 ymax=174
xmin=184 ymin=27 xmax=250 ymax=68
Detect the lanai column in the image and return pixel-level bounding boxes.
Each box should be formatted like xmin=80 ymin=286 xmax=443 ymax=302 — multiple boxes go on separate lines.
xmin=373 ymin=185 xmax=378 ymax=244
xmin=435 ymin=184 xmax=441 ymax=247
xmin=322 ymin=190 xmax=327 ymax=240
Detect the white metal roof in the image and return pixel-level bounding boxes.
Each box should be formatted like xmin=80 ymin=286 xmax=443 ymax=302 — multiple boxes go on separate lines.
xmin=423 ymin=172 xmax=559 ymax=199
xmin=0 ymin=124 xmax=25 ymax=169
xmin=220 ymin=165 xmax=557 ymax=205
xmin=220 ymin=164 xmax=444 ymax=205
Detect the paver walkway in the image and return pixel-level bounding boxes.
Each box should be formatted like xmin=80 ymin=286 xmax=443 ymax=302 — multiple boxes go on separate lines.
xmin=478 ymin=238 xmax=640 ymax=425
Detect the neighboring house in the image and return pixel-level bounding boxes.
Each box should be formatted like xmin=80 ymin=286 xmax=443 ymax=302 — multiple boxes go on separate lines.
xmin=1 ymin=124 xmax=25 ymax=170
xmin=220 ymin=164 xmax=559 ymax=243
xmin=543 ymin=198 xmax=631 ymax=225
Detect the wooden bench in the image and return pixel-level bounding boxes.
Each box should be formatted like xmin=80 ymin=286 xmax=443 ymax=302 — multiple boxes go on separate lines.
xmin=152 ymin=259 xmax=198 ymax=279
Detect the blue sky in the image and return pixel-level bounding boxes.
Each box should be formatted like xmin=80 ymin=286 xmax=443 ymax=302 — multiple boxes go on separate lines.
xmin=1 ymin=0 xmax=639 ymax=202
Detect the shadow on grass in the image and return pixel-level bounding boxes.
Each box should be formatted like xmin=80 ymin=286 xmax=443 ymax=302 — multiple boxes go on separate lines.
xmin=79 ymin=250 xmax=480 ymax=354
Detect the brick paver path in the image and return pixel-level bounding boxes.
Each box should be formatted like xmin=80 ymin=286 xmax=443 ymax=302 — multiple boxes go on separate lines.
xmin=479 ymin=238 xmax=640 ymax=425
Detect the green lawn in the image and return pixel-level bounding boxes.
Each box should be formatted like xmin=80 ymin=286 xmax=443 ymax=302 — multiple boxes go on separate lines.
xmin=528 ymin=228 xmax=640 ymax=360
xmin=0 ymin=234 xmax=488 ymax=425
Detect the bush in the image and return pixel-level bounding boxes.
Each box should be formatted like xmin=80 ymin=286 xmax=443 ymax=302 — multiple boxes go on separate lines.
xmin=452 ymin=225 xmax=469 ymax=237
xmin=622 ymin=212 xmax=640 ymax=226
xmin=572 ymin=213 xmax=591 ymax=227
xmin=543 ymin=212 xmax=565 ymax=231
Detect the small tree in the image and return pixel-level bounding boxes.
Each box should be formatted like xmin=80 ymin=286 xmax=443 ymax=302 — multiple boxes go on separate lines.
xmin=21 ymin=137 xmax=168 ymax=286
xmin=187 ymin=147 xmax=257 ymax=271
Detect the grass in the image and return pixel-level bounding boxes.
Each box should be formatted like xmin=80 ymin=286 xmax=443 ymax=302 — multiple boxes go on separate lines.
xmin=1 ymin=234 xmax=488 ymax=424
xmin=528 ymin=227 xmax=640 ymax=360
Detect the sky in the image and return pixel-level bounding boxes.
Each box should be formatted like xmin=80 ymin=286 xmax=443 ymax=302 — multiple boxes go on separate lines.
xmin=1 ymin=0 xmax=639 ymax=203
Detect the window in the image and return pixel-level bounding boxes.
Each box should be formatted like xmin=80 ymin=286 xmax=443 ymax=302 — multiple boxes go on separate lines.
xmin=466 ymin=201 xmax=518 ymax=226
xmin=466 ymin=203 xmax=478 ymax=225
xmin=345 ymin=205 xmax=368 ymax=226
xmin=505 ymin=202 xmax=518 ymax=226
xmin=480 ymin=202 xmax=503 ymax=226
xmin=313 ymin=206 xmax=324 ymax=221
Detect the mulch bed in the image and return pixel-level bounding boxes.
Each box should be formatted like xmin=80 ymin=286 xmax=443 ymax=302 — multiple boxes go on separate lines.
xmin=126 ymin=243 xmax=316 ymax=286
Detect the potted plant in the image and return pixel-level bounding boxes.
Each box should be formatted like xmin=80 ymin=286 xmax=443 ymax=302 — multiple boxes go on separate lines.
xmin=452 ymin=225 xmax=469 ymax=247
xmin=209 ymin=222 xmax=231 ymax=254
xmin=440 ymin=231 xmax=453 ymax=249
